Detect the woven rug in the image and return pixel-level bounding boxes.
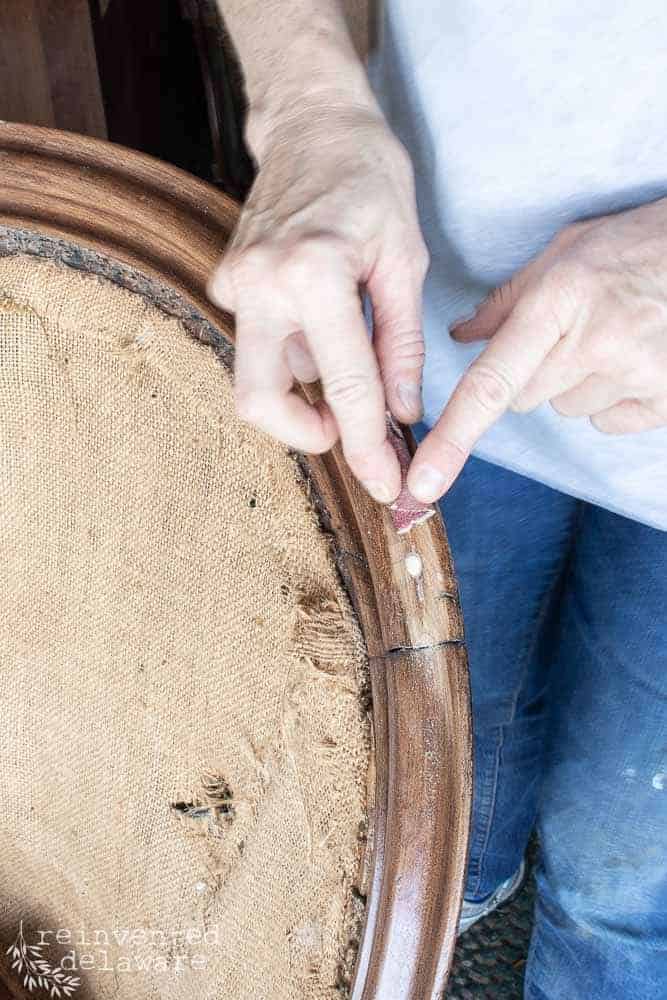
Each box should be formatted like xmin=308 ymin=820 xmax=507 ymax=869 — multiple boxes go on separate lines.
xmin=446 ymin=845 xmax=538 ymax=999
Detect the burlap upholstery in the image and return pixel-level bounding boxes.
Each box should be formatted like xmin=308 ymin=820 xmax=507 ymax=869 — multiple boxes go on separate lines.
xmin=0 ymin=254 xmax=371 ymax=999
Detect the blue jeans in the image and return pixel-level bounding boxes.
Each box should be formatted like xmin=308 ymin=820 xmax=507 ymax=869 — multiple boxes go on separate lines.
xmin=439 ymin=456 xmax=667 ymax=1000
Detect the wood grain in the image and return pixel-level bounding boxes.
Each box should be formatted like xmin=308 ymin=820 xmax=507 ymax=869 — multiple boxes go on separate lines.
xmin=361 ymin=647 xmax=472 ymax=997
xmin=0 ymin=1 xmax=106 ymax=137
xmin=0 ymin=123 xmax=472 ymax=999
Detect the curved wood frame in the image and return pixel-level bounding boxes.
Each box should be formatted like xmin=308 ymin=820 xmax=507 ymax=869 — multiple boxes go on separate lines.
xmin=0 ymin=123 xmax=472 ymax=999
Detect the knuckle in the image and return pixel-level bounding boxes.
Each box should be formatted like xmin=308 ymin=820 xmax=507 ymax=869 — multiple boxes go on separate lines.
xmin=381 ymin=332 xmax=425 ymax=373
xmin=207 ymin=264 xmax=230 ymax=308
xmin=279 ymin=234 xmax=350 ymax=290
xmin=545 ymin=261 xmax=590 ymax=319
xmin=464 ymin=362 xmax=515 ymax=412
xmin=231 ymin=244 xmax=274 ymax=285
xmin=324 ymin=371 xmax=374 ymax=409
xmin=397 ymin=333 xmax=426 ymax=365
xmin=588 ymin=329 xmax=622 ymax=370
xmin=234 ymin=387 xmax=269 ymax=425
xmin=519 ymin=276 xmax=578 ymax=347
xmin=632 ymin=298 xmax=666 ymax=334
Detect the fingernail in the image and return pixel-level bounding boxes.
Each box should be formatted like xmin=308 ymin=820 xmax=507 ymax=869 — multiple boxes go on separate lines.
xmin=409 ymin=463 xmax=447 ymax=502
xmin=362 ymin=480 xmax=394 ymax=504
xmin=397 ymin=381 xmax=423 ymax=416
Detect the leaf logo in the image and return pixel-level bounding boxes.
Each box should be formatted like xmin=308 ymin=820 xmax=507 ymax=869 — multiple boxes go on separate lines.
xmin=6 ymin=921 xmax=80 ymax=997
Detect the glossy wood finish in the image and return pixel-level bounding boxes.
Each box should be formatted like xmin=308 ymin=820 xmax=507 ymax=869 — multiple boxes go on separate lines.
xmin=0 ymin=123 xmax=472 ymax=999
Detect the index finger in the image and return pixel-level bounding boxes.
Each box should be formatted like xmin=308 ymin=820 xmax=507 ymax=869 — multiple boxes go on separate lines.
xmin=407 ymin=294 xmax=563 ymax=502
xmin=299 ymin=276 xmax=401 ymax=504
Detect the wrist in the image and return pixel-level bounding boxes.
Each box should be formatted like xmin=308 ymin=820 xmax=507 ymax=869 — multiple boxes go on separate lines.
xmin=244 ymin=45 xmax=378 ymax=163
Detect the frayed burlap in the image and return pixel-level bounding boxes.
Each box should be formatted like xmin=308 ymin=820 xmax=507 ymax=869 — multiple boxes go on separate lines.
xmin=0 ymin=254 xmax=371 ymax=1000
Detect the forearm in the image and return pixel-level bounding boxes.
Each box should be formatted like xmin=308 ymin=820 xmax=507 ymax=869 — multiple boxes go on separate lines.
xmin=216 ymin=0 xmax=378 ymax=159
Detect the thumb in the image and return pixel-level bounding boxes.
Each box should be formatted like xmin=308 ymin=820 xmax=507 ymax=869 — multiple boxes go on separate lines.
xmin=207 ymin=253 xmax=238 ymax=313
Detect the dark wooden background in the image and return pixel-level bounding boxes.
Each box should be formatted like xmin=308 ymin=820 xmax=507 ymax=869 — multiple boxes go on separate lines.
xmin=0 ymin=0 xmax=253 ymax=197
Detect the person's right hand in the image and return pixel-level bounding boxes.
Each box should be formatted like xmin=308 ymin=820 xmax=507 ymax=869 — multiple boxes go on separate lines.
xmin=208 ymin=101 xmax=429 ymax=504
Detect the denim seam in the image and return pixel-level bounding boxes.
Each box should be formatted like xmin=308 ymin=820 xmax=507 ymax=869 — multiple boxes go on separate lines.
xmin=466 ymin=728 xmax=504 ymax=893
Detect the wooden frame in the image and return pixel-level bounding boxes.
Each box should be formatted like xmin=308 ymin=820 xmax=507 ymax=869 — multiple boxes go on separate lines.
xmin=0 ymin=122 xmax=472 ymax=999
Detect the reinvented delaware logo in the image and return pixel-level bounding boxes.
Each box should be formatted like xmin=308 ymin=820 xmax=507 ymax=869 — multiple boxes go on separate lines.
xmin=6 ymin=921 xmax=80 ymax=998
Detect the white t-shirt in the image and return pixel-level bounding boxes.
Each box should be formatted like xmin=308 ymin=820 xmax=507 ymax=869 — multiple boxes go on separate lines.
xmin=368 ymin=1 xmax=667 ymax=529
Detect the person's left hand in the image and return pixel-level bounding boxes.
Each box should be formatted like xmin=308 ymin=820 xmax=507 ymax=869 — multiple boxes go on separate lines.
xmin=407 ymin=197 xmax=667 ymax=503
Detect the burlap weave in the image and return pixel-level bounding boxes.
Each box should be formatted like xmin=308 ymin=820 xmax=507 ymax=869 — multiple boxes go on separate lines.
xmin=0 ymin=254 xmax=371 ymax=1000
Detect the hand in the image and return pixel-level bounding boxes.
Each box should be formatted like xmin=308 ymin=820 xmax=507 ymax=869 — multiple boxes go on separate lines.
xmin=208 ymin=101 xmax=429 ymax=504
xmin=408 ymin=198 xmax=667 ymax=503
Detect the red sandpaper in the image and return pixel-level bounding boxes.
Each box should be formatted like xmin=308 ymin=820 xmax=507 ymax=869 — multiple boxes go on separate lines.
xmin=387 ymin=417 xmax=435 ymax=534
